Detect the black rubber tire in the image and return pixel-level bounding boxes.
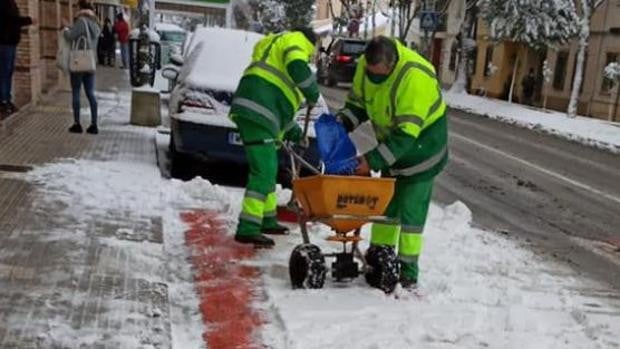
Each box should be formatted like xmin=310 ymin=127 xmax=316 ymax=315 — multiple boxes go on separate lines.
xmin=364 ymin=246 xmax=400 ymax=293
xmin=289 ymin=244 xmax=327 ymax=289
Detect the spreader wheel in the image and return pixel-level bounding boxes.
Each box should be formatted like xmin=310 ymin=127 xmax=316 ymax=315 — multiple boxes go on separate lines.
xmin=364 ymin=245 xmax=400 ymax=293
xmin=289 ymin=244 xmax=327 ymax=289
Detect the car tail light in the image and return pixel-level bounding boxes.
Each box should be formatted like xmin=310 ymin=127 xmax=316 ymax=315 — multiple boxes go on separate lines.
xmin=336 ymin=55 xmax=353 ymax=63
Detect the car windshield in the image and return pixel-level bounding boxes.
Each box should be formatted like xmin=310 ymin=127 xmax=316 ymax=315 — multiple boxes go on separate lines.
xmin=341 ymin=41 xmax=366 ymax=56
xmin=159 ymin=31 xmax=186 ymax=43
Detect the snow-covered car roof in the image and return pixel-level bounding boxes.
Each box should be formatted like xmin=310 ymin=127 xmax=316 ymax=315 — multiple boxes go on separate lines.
xmin=154 ymin=22 xmax=185 ymax=33
xmin=179 ymin=28 xmax=264 ymax=92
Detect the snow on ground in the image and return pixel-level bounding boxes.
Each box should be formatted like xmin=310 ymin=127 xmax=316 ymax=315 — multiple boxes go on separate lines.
xmin=16 ymin=160 xmax=235 ymax=348
xmin=444 ymin=91 xmax=620 ymax=154
xmin=257 ymin=202 xmax=620 ymax=348
xmin=16 ymin=158 xmax=620 ymax=348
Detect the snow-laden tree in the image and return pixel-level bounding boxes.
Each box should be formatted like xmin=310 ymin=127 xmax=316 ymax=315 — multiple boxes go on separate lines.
xmin=567 ymin=0 xmax=606 ymax=118
xmin=479 ymin=0 xmax=580 ymax=103
xmin=247 ymin=0 xmax=286 ymax=33
xmin=388 ymin=0 xmax=422 ymax=43
xmin=280 ymin=0 xmax=316 ymax=28
xmin=604 ymin=61 xmax=620 ymax=121
xmin=449 ymin=0 xmax=477 ymax=94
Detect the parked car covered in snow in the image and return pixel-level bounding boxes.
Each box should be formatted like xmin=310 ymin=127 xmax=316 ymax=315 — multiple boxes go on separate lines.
xmin=154 ymin=22 xmax=186 ymax=66
xmin=167 ymin=27 xmax=328 ymax=181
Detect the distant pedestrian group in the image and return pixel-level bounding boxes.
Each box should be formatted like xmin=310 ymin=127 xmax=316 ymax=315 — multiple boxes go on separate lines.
xmin=1 ymin=0 xmax=131 ymax=131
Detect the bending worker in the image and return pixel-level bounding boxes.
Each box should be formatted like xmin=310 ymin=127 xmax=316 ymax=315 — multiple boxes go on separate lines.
xmin=338 ymin=36 xmax=448 ymax=289
xmin=230 ymin=27 xmax=320 ymax=248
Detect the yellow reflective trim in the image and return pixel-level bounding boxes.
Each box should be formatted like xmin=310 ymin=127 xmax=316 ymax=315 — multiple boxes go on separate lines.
xmin=370 ymin=223 xmax=400 ymax=247
xmin=264 ymin=192 xmax=277 ymax=212
xmin=399 ymin=232 xmax=423 ymax=256
xmin=242 ymin=197 xmax=265 ymax=218
xmin=424 ymin=101 xmax=447 ymax=129
xmin=398 ymin=122 xmax=421 ymax=138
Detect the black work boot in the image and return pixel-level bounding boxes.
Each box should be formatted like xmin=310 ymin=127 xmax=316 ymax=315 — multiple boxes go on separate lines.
xmin=400 ymin=277 xmax=418 ymax=291
xmin=262 ymin=224 xmax=289 ymax=235
xmin=234 ymin=234 xmax=275 ymax=248
xmin=69 ymin=124 xmax=83 ymax=133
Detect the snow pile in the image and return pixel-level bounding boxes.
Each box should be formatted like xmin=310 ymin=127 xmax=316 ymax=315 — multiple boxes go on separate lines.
xmin=444 ymin=91 xmax=620 ymax=153
xmin=258 ymin=201 xmax=620 ymax=348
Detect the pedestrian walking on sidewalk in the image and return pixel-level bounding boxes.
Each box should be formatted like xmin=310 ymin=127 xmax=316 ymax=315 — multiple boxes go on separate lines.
xmin=337 ymin=36 xmax=448 ymax=290
xmin=230 ymin=27 xmax=321 ymax=248
xmin=0 ymin=0 xmax=34 ymax=118
xmin=98 ymin=18 xmax=115 ymax=67
xmin=114 ymin=13 xmax=130 ymax=69
xmin=63 ymin=0 xmax=101 ymax=134
xmin=521 ymin=68 xmax=536 ymax=106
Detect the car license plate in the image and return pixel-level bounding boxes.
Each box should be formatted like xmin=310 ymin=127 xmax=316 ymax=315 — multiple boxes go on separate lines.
xmin=228 ymin=132 xmax=243 ymax=146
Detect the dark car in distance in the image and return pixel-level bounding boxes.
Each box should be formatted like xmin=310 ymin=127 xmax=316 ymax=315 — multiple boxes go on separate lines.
xmin=318 ymin=38 xmax=367 ymax=86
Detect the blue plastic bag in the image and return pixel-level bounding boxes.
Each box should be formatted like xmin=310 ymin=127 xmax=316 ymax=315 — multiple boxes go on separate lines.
xmin=314 ymin=113 xmax=359 ymax=175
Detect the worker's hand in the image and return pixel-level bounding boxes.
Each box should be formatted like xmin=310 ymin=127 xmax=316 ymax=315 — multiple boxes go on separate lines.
xmin=354 ymin=156 xmax=371 ymax=176
xmin=298 ymin=136 xmax=310 ymax=149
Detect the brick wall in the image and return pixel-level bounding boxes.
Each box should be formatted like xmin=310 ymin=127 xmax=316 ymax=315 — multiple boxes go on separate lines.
xmin=9 ymin=0 xmax=75 ymax=108
xmin=14 ymin=0 xmax=41 ymax=107
xmin=40 ymin=0 xmax=61 ymax=93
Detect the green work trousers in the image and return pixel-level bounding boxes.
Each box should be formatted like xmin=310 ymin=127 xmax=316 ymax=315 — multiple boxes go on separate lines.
xmin=370 ymin=177 xmax=434 ymax=282
xmin=233 ymin=116 xmax=281 ymax=237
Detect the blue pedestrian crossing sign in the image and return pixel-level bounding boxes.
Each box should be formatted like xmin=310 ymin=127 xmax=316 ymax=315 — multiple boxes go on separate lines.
xmin=420 ymin=11 xmax=439 ymax=32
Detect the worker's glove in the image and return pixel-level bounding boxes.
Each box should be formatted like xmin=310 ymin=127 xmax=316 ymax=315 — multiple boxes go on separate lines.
xmin=297 ymin=136 xmax=310 ymax=149
xmin=335 ymin=112 xmax=354 ymax=133
xmin=354 ymin=156 xmax=371 ymax=176
xmin=283 ymin=125 xmax=303 ymax=144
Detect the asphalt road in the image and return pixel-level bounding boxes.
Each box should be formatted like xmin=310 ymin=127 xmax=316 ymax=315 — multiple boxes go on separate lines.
xmin=320 ymin=85 xmax=620 ymax=290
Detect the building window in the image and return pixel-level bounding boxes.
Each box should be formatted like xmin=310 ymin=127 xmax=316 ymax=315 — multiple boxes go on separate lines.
xmin=553 ymin=51 xmax=569 ymax=90
xmin=602 ymin=52 xmax=619 ymax=93
xmin=483 ymin=45 xmax=494 ymax=77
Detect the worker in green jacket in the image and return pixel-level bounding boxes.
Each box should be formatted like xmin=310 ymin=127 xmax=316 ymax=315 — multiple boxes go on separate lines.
xmin=230 ymin=27 xmax=320 ymax=248
xmin=337 ymin=36 xmax=448 ymax=289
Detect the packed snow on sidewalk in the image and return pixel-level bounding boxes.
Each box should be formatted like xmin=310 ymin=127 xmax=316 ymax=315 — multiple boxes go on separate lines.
xmin=444 ymin=91 xmax=620 ymax=154
xmin=14 ymin=159 xmax=620 ymax=348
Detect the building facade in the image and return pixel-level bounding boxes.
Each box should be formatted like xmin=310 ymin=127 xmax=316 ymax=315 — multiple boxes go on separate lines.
xmin=470 ymin=0 xmax=620 ymax=120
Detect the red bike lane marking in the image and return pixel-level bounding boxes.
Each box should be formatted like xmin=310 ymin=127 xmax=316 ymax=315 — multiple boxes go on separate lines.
xmin=181 ymin=210 xmax=264 ymax=349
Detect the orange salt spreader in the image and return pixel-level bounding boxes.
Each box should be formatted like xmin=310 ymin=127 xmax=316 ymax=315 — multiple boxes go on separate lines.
xmin=282 ymin=142 xmax=397 ymax=290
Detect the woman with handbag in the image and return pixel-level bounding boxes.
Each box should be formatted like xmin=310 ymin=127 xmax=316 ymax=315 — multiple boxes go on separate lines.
xmin=63 ymin=1 xmax=101 ymax=134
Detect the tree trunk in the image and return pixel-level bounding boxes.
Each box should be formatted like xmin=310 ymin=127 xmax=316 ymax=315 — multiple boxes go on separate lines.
xmin=448 ymin=5 xmax=472 ymax=94
xmin=613 ymin=84 xmax=620 ymax=122
xmin=371 ymin=0 xmax=376 ymax=37
xmin=543 ymin=84 xmax=549 ymax=111
xmin=568 ymin=5 xmax=590 ymax=118
xmin=509 ymin=52 xmax=520 ymax=104
xmin=390 ymin=3 xmax=397 ymax=37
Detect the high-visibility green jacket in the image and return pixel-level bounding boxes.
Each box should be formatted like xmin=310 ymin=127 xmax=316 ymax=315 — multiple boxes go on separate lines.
xmin=230 ymin=31 xmax=320 ymax=141
xmin=339 ymin=39 xmax=448 ymax=181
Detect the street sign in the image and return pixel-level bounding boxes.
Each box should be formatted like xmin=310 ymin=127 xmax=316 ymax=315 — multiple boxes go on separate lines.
xmin=420 ymin=11 xmax=439 ymax=32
